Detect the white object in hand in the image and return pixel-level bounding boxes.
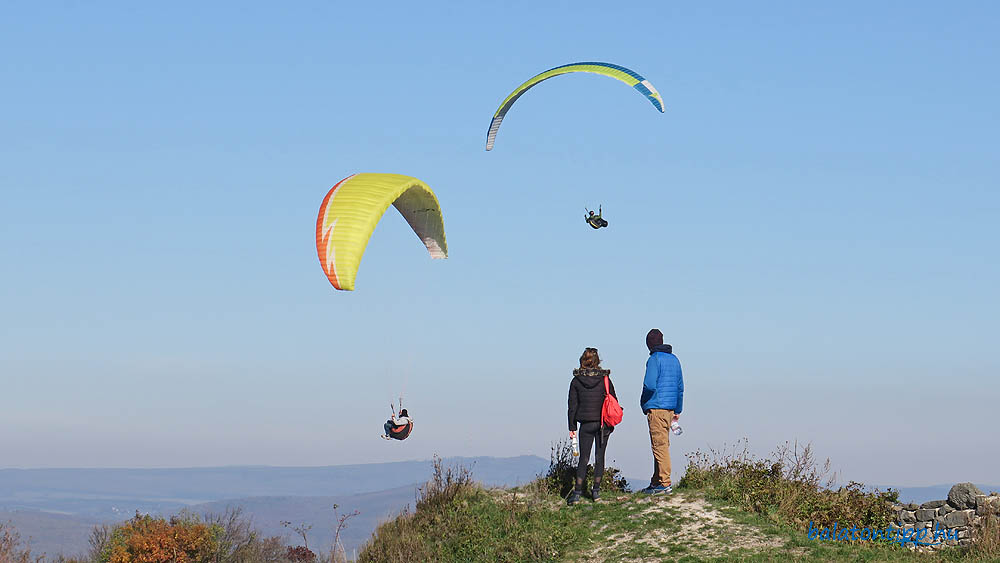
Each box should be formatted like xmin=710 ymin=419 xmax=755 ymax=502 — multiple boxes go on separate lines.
xmin=670 ymin=420 xmax=683 ymax=436
xmin=572 ymin=434 xmax=580 ymax=456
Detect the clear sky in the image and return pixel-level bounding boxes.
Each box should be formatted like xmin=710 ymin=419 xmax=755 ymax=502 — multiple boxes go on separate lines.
xmin=2 ymin=1 xmax=997 ymax=488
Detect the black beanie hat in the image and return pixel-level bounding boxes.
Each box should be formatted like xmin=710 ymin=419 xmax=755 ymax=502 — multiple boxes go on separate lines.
xmin=646 ymin=329 xmax=663 ymax=351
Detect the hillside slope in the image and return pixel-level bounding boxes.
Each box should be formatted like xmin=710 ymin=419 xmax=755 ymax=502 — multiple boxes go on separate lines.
xmin=357 ymin=480 xmax=967 ymax=562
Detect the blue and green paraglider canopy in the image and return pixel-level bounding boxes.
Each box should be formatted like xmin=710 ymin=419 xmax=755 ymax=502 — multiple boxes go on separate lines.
xmin=485 ymin=62 xmax=665 ymax=151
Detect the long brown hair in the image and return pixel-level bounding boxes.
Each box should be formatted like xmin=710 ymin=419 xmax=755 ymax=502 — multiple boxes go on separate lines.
xmin=579 ymin=347 xmax=601 ymax=369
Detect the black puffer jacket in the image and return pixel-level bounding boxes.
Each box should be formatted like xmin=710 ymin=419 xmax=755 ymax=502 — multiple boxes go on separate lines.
xmin=568 ymin=368 xmax=618 ymax=431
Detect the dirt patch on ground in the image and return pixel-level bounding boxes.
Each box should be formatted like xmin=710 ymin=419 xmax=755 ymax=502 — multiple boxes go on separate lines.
xmin=587 ymin=492 xmax=791 ymax=562
xmin=491 ymin=486 xmax=802 ymax=561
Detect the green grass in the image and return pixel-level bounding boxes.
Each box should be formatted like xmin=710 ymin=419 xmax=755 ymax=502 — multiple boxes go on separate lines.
xmin=358 ymin=448 xmax=999 ymax=562
xmin=678 ymin=439 xmax=899 ymax=532
xmin=700 ymin=497 xmax=931 ymax=562
xmin=360 ymin=479 xmax=998 ymax=562
xmin=359 ymin=458 xmax=588 ymax=562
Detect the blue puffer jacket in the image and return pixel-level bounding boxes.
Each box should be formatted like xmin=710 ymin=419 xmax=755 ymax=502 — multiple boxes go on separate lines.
xmin=640 ymin=344 xmax=684 ymax=414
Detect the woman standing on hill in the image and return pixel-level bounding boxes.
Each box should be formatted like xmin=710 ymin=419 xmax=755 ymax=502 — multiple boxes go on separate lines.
xmin=567 ymin=347 xmax=618 ymax=505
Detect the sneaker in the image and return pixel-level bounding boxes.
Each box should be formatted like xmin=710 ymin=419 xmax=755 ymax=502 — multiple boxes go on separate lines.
xmin=642 ymin=485 xmax=670 ymax=495
xmin=591 ymin=489 xmax=600 ymax=501
xmin=567 ymin=490 xmax=582 ymax=506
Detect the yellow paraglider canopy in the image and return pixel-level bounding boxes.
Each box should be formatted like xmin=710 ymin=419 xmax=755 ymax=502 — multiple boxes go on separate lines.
xmin=315 ymin=173 xmax=448 ymax=291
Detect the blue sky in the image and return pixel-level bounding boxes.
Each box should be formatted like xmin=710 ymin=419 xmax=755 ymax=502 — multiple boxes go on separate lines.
xmin=2 ymin=1 xmax=997 ymax=487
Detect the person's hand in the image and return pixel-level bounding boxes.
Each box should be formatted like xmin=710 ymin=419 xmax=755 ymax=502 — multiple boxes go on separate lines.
xmin=672 ymin=414 xmax=679 ymax=422
xmin=569 ymin=431 xmax=577 ymax=439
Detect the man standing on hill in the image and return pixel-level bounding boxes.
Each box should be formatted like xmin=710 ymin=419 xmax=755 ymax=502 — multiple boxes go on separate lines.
xmin=640 ymin=328 xmax=684 ymax=494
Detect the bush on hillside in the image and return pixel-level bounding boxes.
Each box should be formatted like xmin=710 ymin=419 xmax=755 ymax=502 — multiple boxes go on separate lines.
xmin=204 ymin=508 xmax=287 ymax=563
xmin=1 ymin=521 xmax=36 ymax=563
xmin=970 ymin=498 xmax=1000 ymax=559
xmin=414 ymin=455 xmax=476 ymax=515
xmin=87 ymin=508 xmax=289 ymax=563
xmin=359 ymin=455 xmax=579 ymax=562
xmin=678 ymin=438 xmax=897 ymax=530
xmin=5 ymin=507 xmax=323 ymax=563
xmin=96 ymin=512 xmax=222 ymax=563
xmin=284 ymin=546 xmax=316 ymax=562
xmin=543 ymin=438 xmax=630 ymax=498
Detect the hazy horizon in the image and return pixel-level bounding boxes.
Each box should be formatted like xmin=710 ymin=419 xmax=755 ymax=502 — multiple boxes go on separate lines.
xmin=3 ymin=458 xmax=998 ymax=492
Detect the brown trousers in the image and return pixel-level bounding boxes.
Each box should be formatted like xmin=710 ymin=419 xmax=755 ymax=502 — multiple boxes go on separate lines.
xmin=647 ymin=409 xmax=674 ymax=487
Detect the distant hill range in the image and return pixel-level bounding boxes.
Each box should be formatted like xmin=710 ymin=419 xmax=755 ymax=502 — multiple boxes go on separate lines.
xmin=0 ymin=455 xmax=548 ymax=557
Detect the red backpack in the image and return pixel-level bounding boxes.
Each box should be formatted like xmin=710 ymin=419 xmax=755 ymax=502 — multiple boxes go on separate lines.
xmin=601 ymin=376 xmax=623 ymax=427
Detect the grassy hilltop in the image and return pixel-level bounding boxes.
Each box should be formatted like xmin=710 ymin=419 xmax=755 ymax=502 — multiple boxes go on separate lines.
xmin=359 ymin=442 xmax=1000 ymax=562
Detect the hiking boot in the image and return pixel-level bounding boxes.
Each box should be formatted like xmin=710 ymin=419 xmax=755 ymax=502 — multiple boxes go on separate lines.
xmin=567 ymin=490 xmax=582 ymax=505
xmin=591 ymin=488 xmax=600 ymax=501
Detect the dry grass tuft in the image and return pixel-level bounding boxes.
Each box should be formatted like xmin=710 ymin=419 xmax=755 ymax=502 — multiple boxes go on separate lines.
xmin=678 ymin=438 xmax=898 ymax=531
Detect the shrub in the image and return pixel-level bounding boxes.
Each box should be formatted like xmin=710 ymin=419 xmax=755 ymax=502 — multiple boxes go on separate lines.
xmin=1 ymin=522 xmax=34 ymax=563
xmin=7 ymin=508 xmax=288 ymax=563
xmin=202 ymin=507 xmax=287 ymax=562
xmin=970 ymin=498 xmax=1000 ymax=559
xmin=284 ymin=546 xmax=315 ymax=562
xmin=359 ymin=456 xmax=476 ymax=562
xmin=543 ymin=438 xmax=629 ymax=498
xmin=359 ymin=455 xmax=578 ymax=562
xmin=98 ymin=512 xmax=222 ymax=563
xmin=678 ymin=439 xmax=897 ymax=531
xmin=414 ymin=455 xmax=476 ymax=515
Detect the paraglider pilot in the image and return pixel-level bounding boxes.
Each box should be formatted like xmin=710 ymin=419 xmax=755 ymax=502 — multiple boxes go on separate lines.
xmin=382 ymin=408 xmax=413 ymax=440
xmin=585 ymin=206 xmax=609 ymax=229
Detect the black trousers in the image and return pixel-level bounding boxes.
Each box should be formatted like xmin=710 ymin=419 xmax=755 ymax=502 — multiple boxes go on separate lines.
xmin=576 ymin=421 xmax=609 ymax=490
